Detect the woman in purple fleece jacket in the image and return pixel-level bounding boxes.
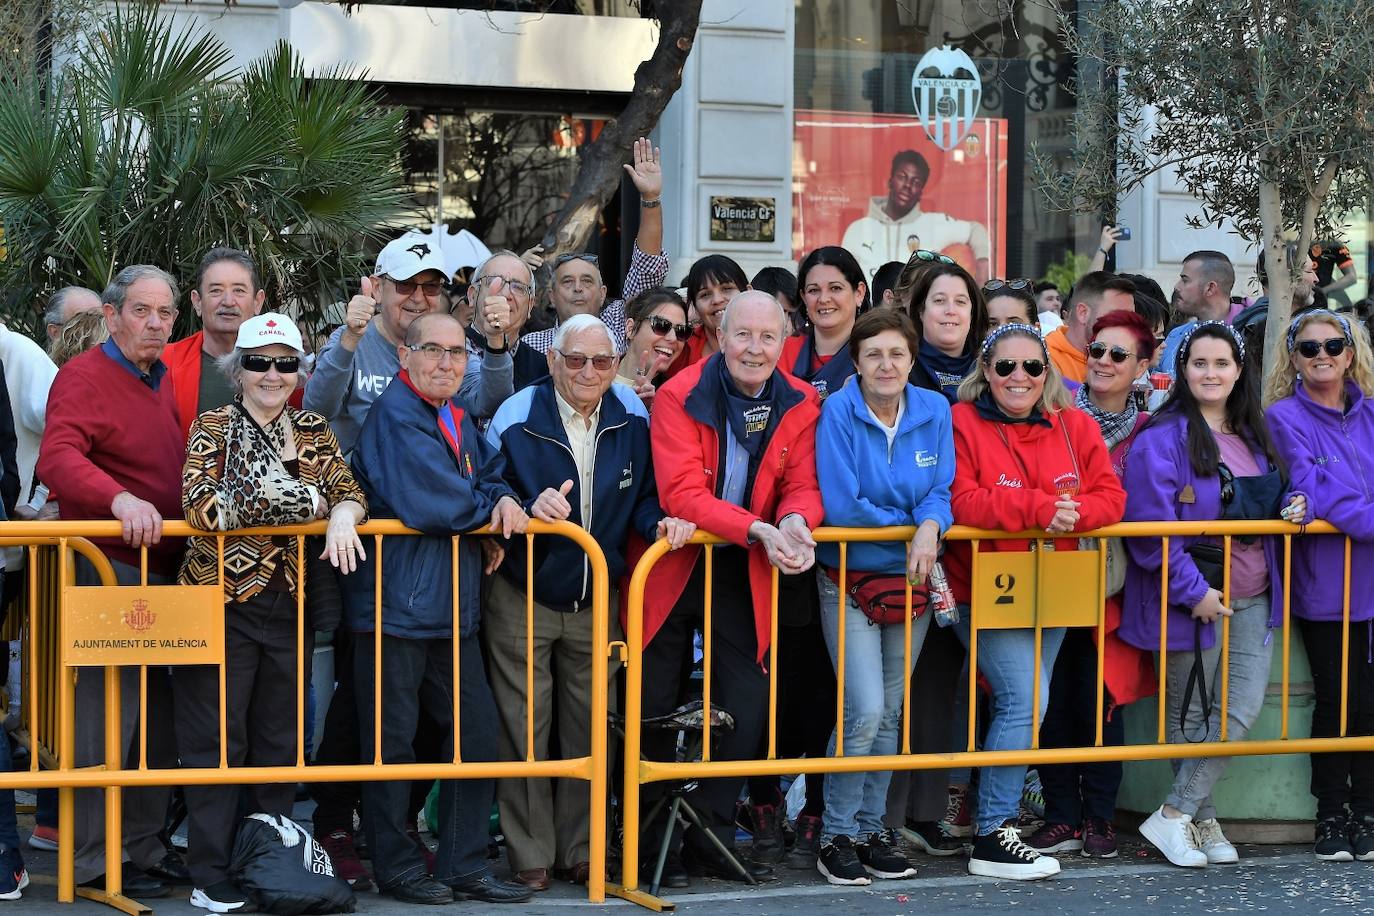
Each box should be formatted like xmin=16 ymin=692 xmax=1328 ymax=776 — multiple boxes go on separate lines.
xmin=1265 ymin=309 xmax=1374 ymax=863
xmin=1121 ymin=322 xmax=1306 ymax=870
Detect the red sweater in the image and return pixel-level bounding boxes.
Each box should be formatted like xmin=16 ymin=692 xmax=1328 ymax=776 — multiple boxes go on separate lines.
xmin=945 ymin=402 xmax=1125 ymax=603
xmin=37 ymin=346 xmax=187 ymax=574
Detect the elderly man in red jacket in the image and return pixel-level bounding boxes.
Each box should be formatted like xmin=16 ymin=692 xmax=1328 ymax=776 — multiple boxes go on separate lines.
xmin=638 ymin=289 xmax=823 ymax=886
xmin=163 ymin=248 xmax=267 ymax=438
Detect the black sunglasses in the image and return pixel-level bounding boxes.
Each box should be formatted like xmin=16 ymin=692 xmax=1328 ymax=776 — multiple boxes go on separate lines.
xmin=1088 ymin=342 xmax=1139 ymax=364
xmin=1295 ymin=337 xmax=1347 ymax=359
xmin=240 ymin=354 xmax=300 ymax=374
xmin=993 ymin=358 xmax=1046 ymax=378
xmin=984 ymin=278 xmax=1034 ymax=293
xmin=386 ymin=275 xmax=445 ymax=297
xmin=556 ymin=350 xmax=616 ymax=371
xmin=907 ymin=249 xmax=955 ymax=266
xmin=553 ymin=252 xmax=599 ymax=268
xmin=647 ymin=314 xmax=692 ymax=341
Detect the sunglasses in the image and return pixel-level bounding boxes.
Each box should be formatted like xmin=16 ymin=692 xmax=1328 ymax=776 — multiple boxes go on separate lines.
xmin=556 ymin=350 xmax=616 ymax=371
xmin=647 ymin=314 xmax=692 ymax=341
xmin=240 ymin=354 xmax=300 ymax=374
xmin=907 ymin=249 xmax=955 ymax=266
xmin=553 ymin=252 xmax=599 ymax=268
xmin=386 ymin=275 xmax=445 ymax=297
xmin=1088 ymin=341 xmax=1139 ymax=364
xmin=1295 ymin=337 xmax=1347 ymax=359
xmin=984 ymin=278 xmax=1034 ymax=293
xmin=992 ymin=358 xmax=1046 ymax=378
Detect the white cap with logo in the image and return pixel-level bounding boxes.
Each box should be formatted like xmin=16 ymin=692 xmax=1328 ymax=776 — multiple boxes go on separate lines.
xmin=235 ymin=313 xmax=304 ymax=353
xmin=376 ymin=232 xmax=452 ymax=281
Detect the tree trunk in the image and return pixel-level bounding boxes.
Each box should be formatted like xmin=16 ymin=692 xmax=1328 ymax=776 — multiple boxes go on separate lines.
xmin=538 ymin=1 xmax=703 ymax=257
xmin=1258 ymin=165 xmax=1291 ymax=379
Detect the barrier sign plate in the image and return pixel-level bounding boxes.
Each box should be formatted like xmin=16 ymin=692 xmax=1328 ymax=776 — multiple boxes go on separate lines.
xmin=972 ymin=547 xmax=1102 ymax=630
xmin=62 ymin=586 xmax=224 ymax=666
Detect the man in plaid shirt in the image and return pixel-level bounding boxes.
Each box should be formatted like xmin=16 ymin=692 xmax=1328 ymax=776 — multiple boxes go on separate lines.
xmin=521 ymin=137 xmax=670 ymax=356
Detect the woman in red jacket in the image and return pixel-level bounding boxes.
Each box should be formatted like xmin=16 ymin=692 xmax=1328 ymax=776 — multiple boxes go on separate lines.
xmin=947 ymin=322 xmax=1126 ymax=881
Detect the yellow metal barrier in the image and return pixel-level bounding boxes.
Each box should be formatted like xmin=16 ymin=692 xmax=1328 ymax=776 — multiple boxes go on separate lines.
xmin=611 ymin=520 xmax=1367 ymax=910
xmin=0 ymin=518 xmax=613 ymax=910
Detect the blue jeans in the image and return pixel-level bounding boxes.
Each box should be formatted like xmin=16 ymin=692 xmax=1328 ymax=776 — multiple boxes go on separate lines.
xmin=954 ymin=618 xmax=1066 ymax=834
xmin=0 ymin=729 xmax=19 ymax=852
xmin=818 ymin=575 xmax=932 ymax=842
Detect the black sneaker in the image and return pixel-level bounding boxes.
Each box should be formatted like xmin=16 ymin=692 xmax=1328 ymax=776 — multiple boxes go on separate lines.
xmin=857 ymin=830 xmax=917 ymax=879
xmin=1315 ymin=815 xmax=1354 ymax=862
xmin=787 ymin=815 xmax=822 ymax=870
xmin=968 ymin=823 xmax=1061 ymax=881
xmin=899 ymin=819 xmax=964 ymax=856
xmin=816 ymin=835 xmax=871 ymax=886
xmin=1349 ymin=814 xmax=1374 ymax=861
xmin=749 ymin=802 xmax=786 ymax=865
xmin=190 ymin=881 xmax=258 ymax=914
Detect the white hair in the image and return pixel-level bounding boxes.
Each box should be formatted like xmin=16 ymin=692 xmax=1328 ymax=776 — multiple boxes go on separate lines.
xmin=719 ymin=289 xmax=787 ymax=335
xmin=552 ymin=313 xmax=615 ymax=353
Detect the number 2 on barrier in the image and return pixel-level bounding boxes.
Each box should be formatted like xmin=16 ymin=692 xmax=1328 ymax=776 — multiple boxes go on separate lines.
xmin=972 ymin=548 xmax=1102 ymax=630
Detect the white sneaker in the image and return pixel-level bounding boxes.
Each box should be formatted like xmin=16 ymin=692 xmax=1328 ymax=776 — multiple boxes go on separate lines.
xmin=1194 ymin=818 xmax=1239 ymax=864
xmin=1139 ymin=807 xmax=1208 ymax=868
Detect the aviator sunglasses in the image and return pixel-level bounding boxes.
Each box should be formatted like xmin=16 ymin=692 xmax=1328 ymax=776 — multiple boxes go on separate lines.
xmin=992 ymin=358 xmax=1046 ymax=378
xmin=1295 ymin=337 xmax=1347 ymax=359
xmin=240 ymin=354 xmax=300 ymax=374
xmin=1087 ymin=341 xmax=1139 ymax=364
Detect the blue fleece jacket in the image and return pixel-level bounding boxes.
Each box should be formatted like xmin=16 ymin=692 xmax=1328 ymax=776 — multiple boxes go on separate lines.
xmin=1267 ymin=380 xmax=1374 ymax=622
xmin=815 ymin=377 xmax=954 ymax=574
xmin=344 ymin=376 xmax=516 ymax=639
xmin=485 ymin=379 xmax=662 ymax=609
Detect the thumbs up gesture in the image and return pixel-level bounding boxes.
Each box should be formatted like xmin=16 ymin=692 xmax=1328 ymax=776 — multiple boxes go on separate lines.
xmin=532 ymin=479 xmax=575 ymax=522
xmin=481 ymin=275 xmax=513 ymax=348
xmin=343 ymin=276 xmax=379 ymax=347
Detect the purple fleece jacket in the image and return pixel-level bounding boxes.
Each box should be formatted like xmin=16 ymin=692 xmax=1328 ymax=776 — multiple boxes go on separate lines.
xmin=1120 ymin=409 xmax=1302 ymax=652
xmin=1266 ymin=380 xmax=1374 ymax=623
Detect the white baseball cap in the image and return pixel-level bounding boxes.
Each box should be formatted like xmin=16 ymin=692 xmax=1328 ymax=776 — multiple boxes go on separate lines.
xmin=235 ymin=313 xmax=304 ymax=353
xmin=375 ymin=232 xmax=451 ymax=281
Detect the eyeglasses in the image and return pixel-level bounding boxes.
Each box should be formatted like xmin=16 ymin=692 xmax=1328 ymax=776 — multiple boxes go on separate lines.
xmin=553 ymin=252 xmax=599 ymax=268
xmin=240 ymin=354 xmax=300 ymax=374
xmin=907 ymin=249 xmax=955 ymax=266
xmin=406 ymin=343 xmax=467 ymax=362
xmin=647 ymin=315 xmax=692 ymax=341
xmin=1295 ymin=337 xmax=1347 ymax=359
xmin=1088 ymin=342 xmax=1139 ymax=364
xmin=475 ymin=274 xmax=533 ymax=298
xmin=992 ymin=358 xmax=1046 ymax=378
xmin=555 ymin=350 xmax=616 ymax=371
xmin=386 ymin=275 xmax=445 ymax=297
xmin=983 ymin=278 xmax=1034 ymax=293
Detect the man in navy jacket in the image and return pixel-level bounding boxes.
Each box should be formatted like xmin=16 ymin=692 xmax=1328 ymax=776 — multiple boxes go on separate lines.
xmin=484 ymin=314 xmax=694 ymax=890
xmin=347 ymin=312 xmax=532 ymax=905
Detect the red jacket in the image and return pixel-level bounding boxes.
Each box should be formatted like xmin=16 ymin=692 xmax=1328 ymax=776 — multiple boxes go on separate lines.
xmin=164 ymin=330 xmax=303 ymax=439
xmin=944 ymin=402 xmax=1126 ymax=603
xmin=633 ymin=356 xmax=824 ymax=661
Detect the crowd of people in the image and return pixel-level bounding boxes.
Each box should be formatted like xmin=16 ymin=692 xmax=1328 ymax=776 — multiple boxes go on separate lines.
xmin=0 ymin=136 xmax=1369 ymax=908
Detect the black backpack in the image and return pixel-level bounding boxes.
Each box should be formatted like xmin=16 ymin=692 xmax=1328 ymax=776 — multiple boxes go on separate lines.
xmin=230 ymin=814 xmax=356 ymax=915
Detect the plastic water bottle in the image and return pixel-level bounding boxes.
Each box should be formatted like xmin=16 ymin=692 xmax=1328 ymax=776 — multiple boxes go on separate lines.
xmin=929 ymin=561 xmax=960 ymax=627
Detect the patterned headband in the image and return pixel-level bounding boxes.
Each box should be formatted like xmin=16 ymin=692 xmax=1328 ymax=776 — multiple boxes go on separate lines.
xmin=1177 ymin=319 xmax=1245 ymax=368
xmin=979 ymin=322 xmax=1047 ymax=363
xmin=1286 ymin=310 xmax=1354 ymax=352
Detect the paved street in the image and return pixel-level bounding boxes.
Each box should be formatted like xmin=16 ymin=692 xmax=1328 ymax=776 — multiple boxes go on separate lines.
xmin=8 ymin=800 xmax=1367 ymax=916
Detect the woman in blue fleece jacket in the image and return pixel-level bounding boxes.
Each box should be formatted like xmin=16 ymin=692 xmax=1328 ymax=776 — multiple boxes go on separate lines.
xmin=813 ymin=309 xmax=954 ymax=886
xmin=1265 ymin=309 xmax=1374 ymax=862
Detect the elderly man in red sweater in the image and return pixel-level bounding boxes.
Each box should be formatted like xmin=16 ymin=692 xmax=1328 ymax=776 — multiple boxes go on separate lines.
xmin=636 ymin=290 xmax=823 ymax=887
xmin=37 ymin=264 xmax=189 ymax=900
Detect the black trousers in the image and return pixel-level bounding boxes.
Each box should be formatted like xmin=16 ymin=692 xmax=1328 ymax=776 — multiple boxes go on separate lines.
xmin=885 ymin=621 xmax=965 ymax=826
xmin=309 ymin=628 xmax=439 ymax=834
xmin=173 ymin=589 xmax=300 ymax=886
xmin=747 ymin=569 xmax=835 ymax=819
xmin=1299 ymin=617 xmax=1374 ymax=819
xmin=1037 ymin=628 xmax=1125 ymax=825
xmin=355 ymin=633 xmax=499 ymax=887
xmin=641 ymin=548 xmax=767 ymax=853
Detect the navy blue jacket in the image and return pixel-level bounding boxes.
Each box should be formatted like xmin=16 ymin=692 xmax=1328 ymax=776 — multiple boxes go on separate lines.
xmin=485 ymin=379 xmax=661 ymax=609
xmin=345 ymin=373 xmax=516 ymax=639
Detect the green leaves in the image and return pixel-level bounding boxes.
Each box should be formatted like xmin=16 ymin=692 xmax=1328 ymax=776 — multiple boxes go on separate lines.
xmin=0 ymin=3 xmax=414 ymax=339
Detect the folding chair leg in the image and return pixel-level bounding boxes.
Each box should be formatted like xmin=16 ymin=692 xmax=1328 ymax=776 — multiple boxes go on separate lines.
xmin=676 ymin=800 xmax=756 ymax=885
xmin=649 ymin=797 xmax=684 ymax=897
